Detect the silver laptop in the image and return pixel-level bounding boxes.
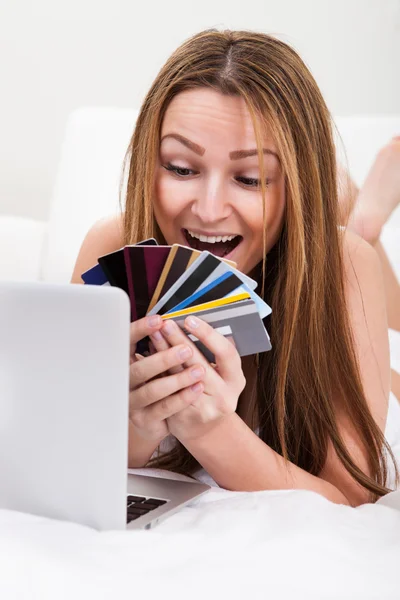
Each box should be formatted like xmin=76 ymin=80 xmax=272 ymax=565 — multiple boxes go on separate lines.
xmin=0 ymin=282 xmax=209 ymax=531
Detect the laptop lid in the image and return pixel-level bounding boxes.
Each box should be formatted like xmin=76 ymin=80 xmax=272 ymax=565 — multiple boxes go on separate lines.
xmin=0 ymin=282 xmax=130 ymax=530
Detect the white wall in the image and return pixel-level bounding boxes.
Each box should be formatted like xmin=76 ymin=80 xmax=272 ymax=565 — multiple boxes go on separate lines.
xmin=0 ymin=0 xmax=399 ymax=221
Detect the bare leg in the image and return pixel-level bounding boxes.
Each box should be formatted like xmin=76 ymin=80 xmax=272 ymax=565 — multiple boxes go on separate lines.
xmin=337 ymin=137 xmax=400 ymax=333
xmin=347 ymin=136 xmax=400 ymax=246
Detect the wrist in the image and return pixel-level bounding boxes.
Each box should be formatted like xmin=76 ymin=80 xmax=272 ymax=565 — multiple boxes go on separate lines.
xmin=175 ymin=411 xmax=240 ymax=446
xmin=128 ymin=422 xmax=167 ymax=468
xmin=130 ymin=421 xmax=167 ymax=445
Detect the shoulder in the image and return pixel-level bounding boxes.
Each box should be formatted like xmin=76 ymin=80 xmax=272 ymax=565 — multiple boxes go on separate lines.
xmin=85 ymin=213 xmax=124 ymax=245
xmin=70 ymin=214 xmax=124 ymax=283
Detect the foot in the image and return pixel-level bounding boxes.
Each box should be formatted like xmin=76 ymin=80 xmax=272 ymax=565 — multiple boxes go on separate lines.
xmin=348 ymin=136 xmax=400 ymax=245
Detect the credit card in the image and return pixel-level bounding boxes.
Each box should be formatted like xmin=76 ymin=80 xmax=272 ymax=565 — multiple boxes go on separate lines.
xmin=136 ymin=238 xmax=158 ymax=246
xmin=162 ymin=291 xmax=251 ymax=319
xmin=164 ymin=297 xmax=271 ymax=359
xmin=186 ymin=325 xmax=235 ymax=362
xmin=81 ymin=263 xmax=110 ymax=286
xmin=148 ymin=252 xmax=223 ymax=316
xmin=148 ymin=251 xmax=253 ymax=316
xmin=147 ymin=245 xmax=201 ymax=313
xmin=98 ymin=248 xmax=130 ymax=295
xmin=196 ymin=261 xmax=257 ymax=293
xmin=165 ymin=271 xmax=244 ymax=313
xmin=97 ymin=240 xmax=158 ymax=302
xmin=124 ymin=245 xmax=170 ymax=321
xmin=218 ymin=284 xmax=271 ymax=319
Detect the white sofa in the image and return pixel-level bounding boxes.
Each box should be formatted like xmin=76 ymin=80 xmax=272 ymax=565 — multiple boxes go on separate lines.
xmin=0 ymin=108 xmax=399 ymax=285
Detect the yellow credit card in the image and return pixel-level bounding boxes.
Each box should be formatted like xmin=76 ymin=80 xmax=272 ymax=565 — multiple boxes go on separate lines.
xmin=161 ymin=291 xmax=251 ymax=320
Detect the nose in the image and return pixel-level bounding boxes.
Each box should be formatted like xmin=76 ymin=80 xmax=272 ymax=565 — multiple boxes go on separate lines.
xmin=191 ymin=175 xmax=232 ymax=224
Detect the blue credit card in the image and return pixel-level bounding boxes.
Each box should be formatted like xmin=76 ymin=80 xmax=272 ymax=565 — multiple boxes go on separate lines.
xmin=165 ymin=271 xmax=240 ymax=313
xmin=81 ymin=263 xmax=110 ymax=286
xmin=164 ymin=270 xmax=272 ymax=318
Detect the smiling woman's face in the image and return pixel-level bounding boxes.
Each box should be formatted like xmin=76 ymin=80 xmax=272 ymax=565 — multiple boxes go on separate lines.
xmin=154 ymin=88 xmax=286 ymax=275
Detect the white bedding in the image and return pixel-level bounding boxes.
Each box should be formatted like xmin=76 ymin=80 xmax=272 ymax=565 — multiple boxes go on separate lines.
xmin=2 ymin=396 xmax=400 ymax=600
xmin=1 ymin=482 xmax=400 ymax=600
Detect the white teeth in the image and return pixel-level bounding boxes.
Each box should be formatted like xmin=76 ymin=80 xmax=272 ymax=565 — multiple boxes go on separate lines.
xmin=187 ymin=230 xmax=238 ymax=244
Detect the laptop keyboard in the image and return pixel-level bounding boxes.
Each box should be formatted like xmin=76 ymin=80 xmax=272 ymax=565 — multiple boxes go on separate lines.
xmin=127 ymin=494 xmax=168 ymax=523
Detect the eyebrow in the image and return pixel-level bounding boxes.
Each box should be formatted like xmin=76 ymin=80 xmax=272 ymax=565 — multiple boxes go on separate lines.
xmin=160 ymin=133 xmax=280 ymax=162
xmin=160 ymin=133 xmax=205 ymax=156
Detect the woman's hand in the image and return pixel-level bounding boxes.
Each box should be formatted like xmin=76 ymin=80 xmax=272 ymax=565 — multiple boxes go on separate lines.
xmin=129 ymin=315 xmax=206 ymax=443
xmin=149 ymin=316 xmax=246 ymax=443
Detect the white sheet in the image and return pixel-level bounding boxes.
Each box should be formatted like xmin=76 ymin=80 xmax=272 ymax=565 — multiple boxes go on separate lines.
xmin=1 ymin=482 xmax=400 ymax=600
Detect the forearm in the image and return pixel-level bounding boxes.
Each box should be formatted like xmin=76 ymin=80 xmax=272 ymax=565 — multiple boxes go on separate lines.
xmin=127 ymin=422 xmax=164 ymax=468
xmin=181 ymin=413 xmax=351 ymax=505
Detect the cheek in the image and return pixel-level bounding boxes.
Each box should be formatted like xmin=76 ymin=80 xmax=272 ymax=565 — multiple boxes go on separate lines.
xmin=154 ymin=171 xmax=190 ymax=223
xmin=243 ymin=204 xmax=264 ymax=238
xmin=241 ymin=185 xmax=285 ymax=267
xmin=246 ymin=186 xmax=285 ymax=237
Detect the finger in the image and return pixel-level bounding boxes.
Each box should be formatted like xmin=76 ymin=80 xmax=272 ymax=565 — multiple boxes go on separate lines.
xmin=160 ymin=320 xmax=220 ymax=388
xmin=144 ymin=382 xmax=204 ymax=423
xmin=129 ymin=315 xmax=163 ymax=356
xmin=184 ymin=315 xmax=244 ymax=384
xmin=130 ymin=343 xmax=194 ymax=389
xmin=130 ymin=363 xmax=205 ymax=409
xmin=150 ymin=328 xmax=184 ymax=375
xmin=160 ymin=319 xmax=210 ymax=370
xmin=131 ymin=352 xmax=146 ymax=366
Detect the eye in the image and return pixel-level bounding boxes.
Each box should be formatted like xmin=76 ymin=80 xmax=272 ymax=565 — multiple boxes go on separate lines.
xmin=163 ymin=163 xmax=196 ymax=177
xmin=235 ymin=176 xmax=270 ymax=188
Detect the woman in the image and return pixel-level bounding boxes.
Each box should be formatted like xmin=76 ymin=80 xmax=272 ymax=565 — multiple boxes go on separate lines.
xmin=71 ymin=29 xmax=399 ymax=506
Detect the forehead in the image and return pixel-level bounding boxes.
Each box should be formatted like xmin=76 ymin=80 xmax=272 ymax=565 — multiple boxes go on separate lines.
xmin=161 ymin=88 xmax=275 ymax=149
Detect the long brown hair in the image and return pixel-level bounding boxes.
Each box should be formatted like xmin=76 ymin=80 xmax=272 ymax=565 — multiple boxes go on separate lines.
xmin=121 ymin=29 xmax=397 ymax=498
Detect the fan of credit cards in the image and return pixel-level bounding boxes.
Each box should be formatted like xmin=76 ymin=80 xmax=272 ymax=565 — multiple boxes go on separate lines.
xmin=82 ymin=237 xmax=272 ymax=362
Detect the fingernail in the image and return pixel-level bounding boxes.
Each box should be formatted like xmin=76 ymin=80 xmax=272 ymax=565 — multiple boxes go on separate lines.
xmin=191 ymin=382 xmax=203 ymax=393
xmin=147 ymin=315 xmax=161 ymax=328
xmin=162 ymin=320 xmax=175 ymax=334
xmin=186 ymin=316 xmax=199 ymax=329
xmin=191 ymin=366 xmax=203 ymax=378
xmin=178 ymin=346 xmax=192 ymax=360
xmin=150 ymin=330 xmax=162 ymax=342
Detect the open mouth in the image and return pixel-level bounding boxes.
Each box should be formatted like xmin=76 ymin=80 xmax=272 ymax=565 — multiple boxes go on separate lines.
xmin=182 ymin=229 xmax=243 ymax=258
